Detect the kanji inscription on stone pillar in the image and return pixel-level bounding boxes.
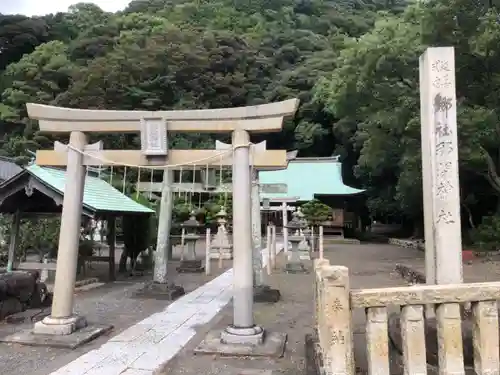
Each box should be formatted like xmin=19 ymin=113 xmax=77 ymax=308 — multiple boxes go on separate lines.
xmin=420 ymin=47 xmax=463 ymax=285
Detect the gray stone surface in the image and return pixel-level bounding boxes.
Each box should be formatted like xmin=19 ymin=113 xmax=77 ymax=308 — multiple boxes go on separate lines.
xmin=0 ymin=254 xmax=231 ymax=375
xmin=157 ymin=243 xmax=415 ymax=375
xmin=194 ymin=330 xmax=286 ymax=357
xmin=32 ymin=315 xmax=88 ymax=336
xmin=0 ymin=323 xmax=113 ymax=349
xmin=284 ymin=262 xmax=308 ymax=274
xmin=221 ymin=325 xmax=264 ymax=345
xmin=253 ymin=285 xmax=281 ymax=303
xmin=177 ymin=260 xmax=205 ymax=273
xmin=133 ymin=281 xmax=185 ymax=301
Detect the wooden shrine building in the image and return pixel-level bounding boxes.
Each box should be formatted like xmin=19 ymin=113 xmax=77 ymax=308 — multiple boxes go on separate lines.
xmin=0 ymin=164 xmax=154 ymax=279
xmin=259 ymin=156 xmax=364 ymax=237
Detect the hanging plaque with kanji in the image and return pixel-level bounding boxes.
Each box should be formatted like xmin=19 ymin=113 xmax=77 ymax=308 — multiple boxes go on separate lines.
xmin=140 ymin=118 xmax=168 ymax=156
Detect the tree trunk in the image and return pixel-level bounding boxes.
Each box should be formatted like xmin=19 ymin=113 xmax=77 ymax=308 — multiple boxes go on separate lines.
xmin=462 ymin=203 xmax=475 ymax=229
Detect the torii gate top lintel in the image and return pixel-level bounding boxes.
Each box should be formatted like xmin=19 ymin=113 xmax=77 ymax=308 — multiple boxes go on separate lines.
xmin=26 ymin=99 xmax=299 ymax=134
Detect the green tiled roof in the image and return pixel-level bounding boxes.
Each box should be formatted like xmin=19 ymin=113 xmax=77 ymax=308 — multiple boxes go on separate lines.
xmin=259 ymin=157 xmax=364 ymax=201
xmin=27 ymin=164 xmax=154 ymax=214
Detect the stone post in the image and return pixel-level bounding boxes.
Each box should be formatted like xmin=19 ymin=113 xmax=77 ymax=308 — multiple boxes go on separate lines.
xmin=282 ymin=202 xmax=288 ymax=253
xmin=420 ymin=47 xmax=463 ymax=285
xmin=153 ymin=168 xmax=174 ymax=284
xmin=319 ymin=226 xmax=324 ymax=260
xmin=321 ymin=265 xmax=354 ymax=374
xmin=266 ymin=225 xmax=272 ymax=276
xmin=40 ymin=257 xmax=49 ymax=283
xmin=271 ymin=224 xmax=277 ymax=269
xmin=34 ymin=131 xmax=87 ymax=334
xmin=253 ymin=173 xmax=281 ymax=302
xmin=205 ymin=228 xmax=211 ymax=276
xmin=221 ymin=129 xmax=264 ymax=345
xmin=140 ymin=168 xmax=184 ymax=299
xmin=251 ymin=169 xmax=263 ymax=286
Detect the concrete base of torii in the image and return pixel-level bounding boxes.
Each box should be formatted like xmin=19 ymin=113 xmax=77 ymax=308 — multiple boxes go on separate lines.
xmin=0 ymin=319 xmax=113 ymax=349
xmin=194 ymin=329 xmax=287 ymax=358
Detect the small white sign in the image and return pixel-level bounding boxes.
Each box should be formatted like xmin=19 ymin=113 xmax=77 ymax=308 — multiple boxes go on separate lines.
xmin=260 ymin=183 xmax=287 ymax=194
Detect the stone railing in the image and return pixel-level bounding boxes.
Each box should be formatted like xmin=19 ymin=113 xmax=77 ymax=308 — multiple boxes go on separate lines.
xmin=389 ymin=238 xmax=425 ymax=251
xmin=313 ymin=259 xmax=500 ymax=374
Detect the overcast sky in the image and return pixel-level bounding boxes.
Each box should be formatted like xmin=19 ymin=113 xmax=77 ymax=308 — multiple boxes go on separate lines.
xmin=0 ymin=0 xmax=131 ymax=16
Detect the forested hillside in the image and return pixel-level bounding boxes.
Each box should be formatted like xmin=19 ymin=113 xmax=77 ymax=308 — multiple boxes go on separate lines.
xmin=2 ymin=0 xmax=500 ymax=244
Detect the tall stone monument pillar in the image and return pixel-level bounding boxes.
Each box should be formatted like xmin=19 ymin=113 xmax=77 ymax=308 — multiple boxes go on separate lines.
xmin=420 ymin=46 xmax=463 ymax=285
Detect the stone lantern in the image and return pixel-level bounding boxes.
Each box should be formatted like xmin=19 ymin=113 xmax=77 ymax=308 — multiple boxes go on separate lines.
xmin=284 ymin=210 xmax=309 ymax=273
xmin=210 ymin=207 xmax=233 ymax=260
xmin=177 ymin=211 xmax=204 ymax=273
xmin=295 ymin=207 xmax=311 ymax=259
xmin=295 ymin=207 xmax=307 ymax=235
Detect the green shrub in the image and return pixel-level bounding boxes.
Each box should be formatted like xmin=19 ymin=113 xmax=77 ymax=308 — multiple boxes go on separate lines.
xmin=471 ymin=215 xmax=500 ymax=251
xmin=300 ymin=199 xmax=332 ymax=225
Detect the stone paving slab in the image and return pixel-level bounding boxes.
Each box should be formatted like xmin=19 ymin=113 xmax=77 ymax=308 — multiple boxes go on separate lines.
xmin=45 ymin=270 xmax=234 ymax=375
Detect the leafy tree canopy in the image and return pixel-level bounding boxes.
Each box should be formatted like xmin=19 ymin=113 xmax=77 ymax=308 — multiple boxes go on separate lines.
xmin=3 ymin=0 xmax=500 ymax=243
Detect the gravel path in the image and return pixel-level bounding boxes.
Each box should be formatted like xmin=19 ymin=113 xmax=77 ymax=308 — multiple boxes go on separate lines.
xmin=159 ymin=243 xmax=417 ymax=375
xmin=0 ymin=245 xmax=231 ymax=375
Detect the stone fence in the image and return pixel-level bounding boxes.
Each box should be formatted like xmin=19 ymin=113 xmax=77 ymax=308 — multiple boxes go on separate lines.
xmin=312 ymin=258 xmax=500 ymax=374
xmin=388 ymin=238 xmax=424 ymax=251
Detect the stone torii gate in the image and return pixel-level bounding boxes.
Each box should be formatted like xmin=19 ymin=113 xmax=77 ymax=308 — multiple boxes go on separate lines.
xmin=14 ymin=99 xmax=298 ymax=349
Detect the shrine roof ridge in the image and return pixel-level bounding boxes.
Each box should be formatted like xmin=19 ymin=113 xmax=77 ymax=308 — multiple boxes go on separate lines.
xmin=289 ymin=156 xmax=341 ymax=163
xmin=259 ymin=157 xmax=365 ymax=200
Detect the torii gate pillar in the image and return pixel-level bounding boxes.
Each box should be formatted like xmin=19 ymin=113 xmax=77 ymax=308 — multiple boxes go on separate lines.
xmin=225 ymin=129 xmax=259 ymax=336
xmin=34 ymin=132 xmax=93 ymax=335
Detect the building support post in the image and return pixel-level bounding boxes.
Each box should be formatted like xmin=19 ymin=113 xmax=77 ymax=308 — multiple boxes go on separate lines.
xmin=6 ymin=210 xmax=20 ymax=272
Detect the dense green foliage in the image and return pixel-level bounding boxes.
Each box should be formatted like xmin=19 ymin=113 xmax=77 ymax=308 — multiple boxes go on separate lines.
xmin=3 ymin=0 xmax=500 ymax=246
xmin=301 ymin=199 xmax=332 ymax=224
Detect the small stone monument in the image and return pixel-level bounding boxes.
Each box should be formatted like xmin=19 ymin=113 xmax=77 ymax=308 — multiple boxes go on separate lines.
xmin=177 ymin=212 xmax=204 ymax=273
xmin=296 ymin=208 xmax=311 ymax=260
xmin=210 ymin=208 xmax=233 ymax=260
xmin=284 ymin=210 xmax=309 ymax=273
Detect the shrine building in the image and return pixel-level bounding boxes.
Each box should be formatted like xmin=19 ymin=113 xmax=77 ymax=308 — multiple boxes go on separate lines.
xmin=259 ymin=156 xmax=365 ymax=237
